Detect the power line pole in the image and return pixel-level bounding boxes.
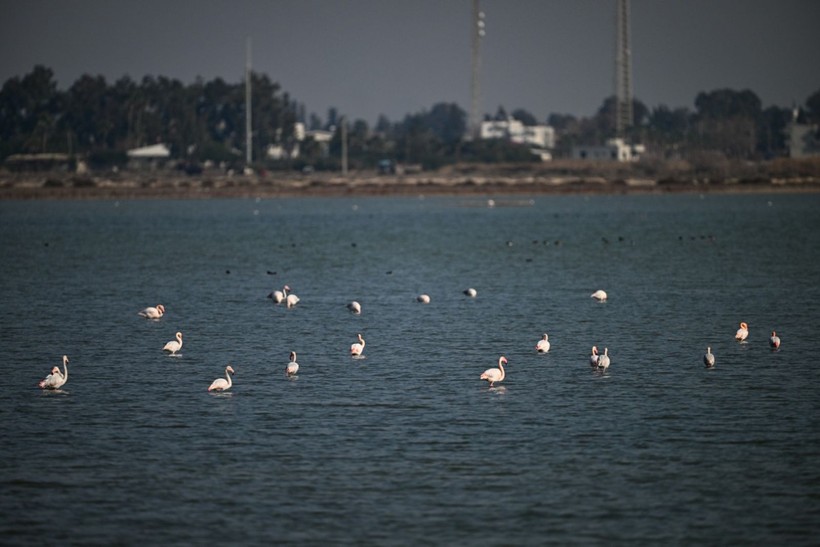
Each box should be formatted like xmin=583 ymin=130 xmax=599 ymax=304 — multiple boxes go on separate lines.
xmin=245 ymin=37 xmax=253 ymax=168
xmin=615 ymin=0 xmax=632 ymax=140
xmin=341 ymin=117 xmax=348 ymax=175
xmin=469 ymin=0 xmax=485 ymax=139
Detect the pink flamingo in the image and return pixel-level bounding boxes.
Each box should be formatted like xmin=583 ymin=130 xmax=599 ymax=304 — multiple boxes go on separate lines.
xmin=480 ymin=356 xmax=507 ymax=387
xmin=350 ymin=333 xmax=365 ymax=356
xmin=39 ymin=355 xmax=69 ymax=389
xmin=208 ymin=365 xmax=235 ymax=392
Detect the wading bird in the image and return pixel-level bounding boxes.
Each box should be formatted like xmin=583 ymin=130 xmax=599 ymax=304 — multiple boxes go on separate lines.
xmin=480 ymin=356 xmax=507 ymax=387
xmin=208 ymin=365 xmax=235 ymax=392
xmin=38 ymin=355 xmax=69 ymax=389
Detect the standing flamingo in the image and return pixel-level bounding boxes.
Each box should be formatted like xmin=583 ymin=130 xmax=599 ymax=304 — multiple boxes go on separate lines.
xmin=480 ymin=356 xmax=507 ymax=387
xmin=208 ymin=365 xmax=235 ymax=392
xmin=286 ymin=351 xmax=299 ymax=375
xmin=591 ymin=290 xmax=608 ymax=301
xmin=163 ymin=332 xmax=183 ymax=354
xmin=535 ymin=333 xmax=551 ymax=353
xmin=597 ymin=348 xmax=611 ymax=370
xmin=350 ymin=333 xmax=365 ymax=356
xmin=284 ymin=286 xmax=300 ymax=308
xmin=704 ymin=347 xmax=716 ymax=368
xmin=769 ymin=331 xmax=781 ymax=349
xmin=589 ymin=346 xmax=600 ymax=367
xmin=138 ymin=304 xmax=165 ymax=319
xmin=38 ymin=355 xmax=69 ymax=389
xmin=735 ymin=322 xmax=749 ymax=342
xmin=268 ymin=285 xmax=289 ymax=304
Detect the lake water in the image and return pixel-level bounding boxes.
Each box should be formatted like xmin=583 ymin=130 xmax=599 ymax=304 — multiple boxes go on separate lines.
xmin=1 ymin=193 xmax=819 ymax=545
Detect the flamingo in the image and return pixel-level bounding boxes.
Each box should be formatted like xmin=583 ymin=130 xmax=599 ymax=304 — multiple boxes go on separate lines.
xmin=480 ymin=356 xmax=507 ymax=387
xmin=38 ymin=355 xmax=69 ymax=389
xmin=417 ymin=294 xmax=431 ymax=304
xmin=286 ymin=351 xmax=299 ymax=375
xmin=208 ymin=365 xmax=235 ymax=392
xmin=138 ymin=304 xmax=165 ymax=319
xmin=597 ymin=348 xmax=611 ymax=370
xmin=463 ymin=288 xmax=477 ymax=298
xmin=350 ymin=333 xmax=365 ymax=356
xmin=589 ymin=346 xmax=600 ymax=367
xmin=591 ymin=290 xmax=608 ymax=301
xmin=769 ymin=331 xmax=781 ymax=349
xmin=735 ymin=322 xmax=749 ymax=342
xmin=284 ymin=286 xmax=300 ymax=308
xmin=347 ymin=301 xmax=362 ymax=314
xmin=704 ymin=346 xmax=715 ymax=368
xmin=535 ymin=333 xmax=551 ymax=353
xmin=163 ymin=332 xmax=183 ymax=354
xmin=268 ymin=286 xmax=286 ymax=304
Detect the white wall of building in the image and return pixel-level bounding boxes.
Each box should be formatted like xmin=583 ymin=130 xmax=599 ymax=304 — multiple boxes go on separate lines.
xmin=480 ymin=118 xmax=555 ymax=150
xmin=572 ymin=138 xmax=644 ymax=162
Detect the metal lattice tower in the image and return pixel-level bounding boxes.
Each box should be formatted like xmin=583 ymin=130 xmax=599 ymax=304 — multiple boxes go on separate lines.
xmin=615 ymin=0 xmax=632 ymax=139
xmin=469 ymin=0 xmax=484 ymax=138
xmin=245 ymin=37 xmax=253 ymax=167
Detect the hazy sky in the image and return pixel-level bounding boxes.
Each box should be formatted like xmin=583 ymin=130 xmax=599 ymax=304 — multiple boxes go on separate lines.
xmin=2 ymin=0 xmax=818 ymax=125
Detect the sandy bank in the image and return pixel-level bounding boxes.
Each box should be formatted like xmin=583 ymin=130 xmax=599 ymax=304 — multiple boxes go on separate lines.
xmin=2 ymin=171 xmax=819 ymax=200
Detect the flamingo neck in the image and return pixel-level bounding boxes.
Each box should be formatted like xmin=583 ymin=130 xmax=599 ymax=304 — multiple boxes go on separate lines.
xmin=498 ymin=359 xmax=505 ymax=381
xmin=225 ymin=369 xmax=232 ymax=388
xmin=61 ymin=358 xmax=68 ymax=382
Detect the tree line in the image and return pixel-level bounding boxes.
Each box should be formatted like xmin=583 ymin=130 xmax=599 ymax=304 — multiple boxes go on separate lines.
xmin=2 ymin=65 xmax=819 ymax=172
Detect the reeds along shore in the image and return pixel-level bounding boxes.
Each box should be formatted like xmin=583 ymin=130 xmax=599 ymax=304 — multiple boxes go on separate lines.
xmin=2 ymin=158 xmax=820 ymax=200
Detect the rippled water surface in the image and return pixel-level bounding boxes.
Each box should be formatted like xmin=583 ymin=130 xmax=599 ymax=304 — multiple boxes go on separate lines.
xmin=1 ymin=193 xmax=819 ymax=545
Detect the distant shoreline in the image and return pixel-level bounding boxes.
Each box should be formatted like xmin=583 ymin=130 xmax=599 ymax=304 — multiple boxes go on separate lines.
xmin=2 ymin=171 xmax=819 ymax=200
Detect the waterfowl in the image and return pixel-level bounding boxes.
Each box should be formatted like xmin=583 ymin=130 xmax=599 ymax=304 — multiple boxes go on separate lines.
xmin=735 ymin=322 xmax=749 ymax=342
xmin=38 ymin=355 xmax=69 ymax=389
xmin=138 ymin=304 xmax=165 ymax=319
xmin=350 ymin=333 xmax=365 ymax=356
xmin=163 ymin=332 xmax=183 ymax=354
xmin=208 ymin=365 xmax=235 ymax=392
xmin=704 ymin=346 xmax=715 ymax=368
xmin=591 ymin=290 xmax=607 ymax=301
xmin=480 ymin=356 xmax=507 ymax=387
xmin=589 ymin=346 xmax=599 ymax=367
xmin=536 ymin=334 xmax=551 ymax=353
xmin=286 ymin=351 xmax=299 ymax=375
xmin=597 ymin=348 xmax=611 ymax=369
xmin=769 ymin=331 xmax=780 ymax=349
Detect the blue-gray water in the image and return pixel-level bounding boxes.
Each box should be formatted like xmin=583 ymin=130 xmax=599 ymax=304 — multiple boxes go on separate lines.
xmin=1 ymin=193 xmax=819 ymax=545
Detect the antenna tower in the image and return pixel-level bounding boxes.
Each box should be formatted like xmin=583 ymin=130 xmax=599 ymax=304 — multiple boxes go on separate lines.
xmin=615 ymin=0 xmax=632 ymax=139
xmin=245 ymin=37 xmax=253 ymax=167
xmin=469 ymin=0 xmax=485 ymax=138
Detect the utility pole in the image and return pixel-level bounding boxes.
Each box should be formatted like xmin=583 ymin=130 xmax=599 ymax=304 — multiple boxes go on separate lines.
xmin=615 ymin=0 xmax=632 ymax=140
xmin=341 ymin=117 xmax=348 ymax=175
xmin=469 ymin=0 xmax=485 ymax=139
xmin=245 ymin=37 xmax=253 ymax=168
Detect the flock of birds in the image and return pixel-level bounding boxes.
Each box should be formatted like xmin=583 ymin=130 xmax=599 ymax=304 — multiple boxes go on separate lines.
xmin=701 ymin=322 xmax=782 ymax=369
xmin=36 ymin=287 xmax=783 ymax=392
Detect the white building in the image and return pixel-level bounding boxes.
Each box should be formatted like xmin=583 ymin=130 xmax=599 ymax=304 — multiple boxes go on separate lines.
xmin=267 ymin=123 xmax=335 ymax=160
xmin=787 ymin=123 xmax=820 ymax=158
xmin=126 ymin=143 xmax=171 ymax=169
xmin=480 ymin=118 xmax=555 ymax=152
xmin=571 ymin=138 xmax=644 ymax=162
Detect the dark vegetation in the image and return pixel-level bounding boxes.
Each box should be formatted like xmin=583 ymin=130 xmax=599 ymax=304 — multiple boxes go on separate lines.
xmin=1 ymin=65 xmax=819 ymax=186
